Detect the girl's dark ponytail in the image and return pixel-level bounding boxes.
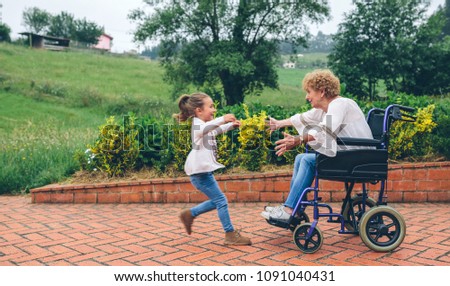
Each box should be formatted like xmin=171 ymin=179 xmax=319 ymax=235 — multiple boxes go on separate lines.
xmin=173 ymin=94 xmax=191 ymax=122
xmin=173 ymin=92 xmax=209 ymax=122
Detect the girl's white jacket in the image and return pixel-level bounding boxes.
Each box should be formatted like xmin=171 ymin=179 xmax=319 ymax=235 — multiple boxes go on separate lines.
xmin=184 ymin=116 xmax=234 ymax=176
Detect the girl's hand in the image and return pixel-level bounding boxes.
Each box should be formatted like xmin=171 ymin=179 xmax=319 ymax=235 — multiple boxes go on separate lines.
xmin=274 ymin=132 xmax=302 ymax=156
xmin=224 ymin=114 xmax=237 ymax=123
xmin=232 ymin=120 xmax=241 ymax=128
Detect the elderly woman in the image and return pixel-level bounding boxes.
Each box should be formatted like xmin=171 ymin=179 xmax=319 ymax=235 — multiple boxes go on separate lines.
xmin=261 ymin=69 xmax=373 ymax=221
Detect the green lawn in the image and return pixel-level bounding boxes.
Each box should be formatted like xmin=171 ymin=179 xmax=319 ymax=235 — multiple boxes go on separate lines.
xmin=246 ymin=68 xmax=308 ymax=108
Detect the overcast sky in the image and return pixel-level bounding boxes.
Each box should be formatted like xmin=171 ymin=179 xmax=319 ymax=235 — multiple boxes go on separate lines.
xmin=0 ymin=0 xmax=445 ymax=53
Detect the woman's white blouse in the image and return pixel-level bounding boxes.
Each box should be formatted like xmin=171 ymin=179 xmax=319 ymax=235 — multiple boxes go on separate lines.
xmin=184 ymin=116 xmax=234 ymax=176
xmin=290 ymin=97 xmax=373 ymax=157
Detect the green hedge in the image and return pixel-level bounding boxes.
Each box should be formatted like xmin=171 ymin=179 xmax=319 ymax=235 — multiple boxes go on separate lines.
xmin=77 ymin=94 xmax=449 ymax=177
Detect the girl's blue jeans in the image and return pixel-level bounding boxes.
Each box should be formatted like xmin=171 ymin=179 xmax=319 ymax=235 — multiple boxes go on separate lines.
xmin=284 ymin=153 xmax=316 ymax=209
xmin=189 ymin=172 xmax=234 ymax=233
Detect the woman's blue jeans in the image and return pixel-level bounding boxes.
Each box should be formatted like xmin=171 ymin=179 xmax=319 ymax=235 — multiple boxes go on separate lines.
xmin=284 ymin=153 xmax=316 ymax=209
xmin=189 ymin=172 xmax=234 ymax=233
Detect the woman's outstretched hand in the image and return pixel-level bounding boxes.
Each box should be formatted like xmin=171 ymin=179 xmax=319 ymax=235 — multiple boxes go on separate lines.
xmin=275 ymin=132 xmax=301 ymax=156
xmin=266 ymin=116 xmax=279 ymax=132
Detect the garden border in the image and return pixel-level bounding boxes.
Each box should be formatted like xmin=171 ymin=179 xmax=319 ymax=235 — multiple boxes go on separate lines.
xmin=31 ymin=161 xmax=450 ymax=204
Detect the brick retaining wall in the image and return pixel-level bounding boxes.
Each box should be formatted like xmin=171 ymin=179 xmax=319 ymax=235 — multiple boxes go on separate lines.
xmin=31 ymin=161 xmax=450 ymax=204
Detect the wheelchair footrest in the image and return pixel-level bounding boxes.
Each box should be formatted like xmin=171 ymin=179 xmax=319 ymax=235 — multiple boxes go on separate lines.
xmin=338 ymin=230 xmax=359 ymax=235
xmin=267 ymin=218 xmax=290 ymax=229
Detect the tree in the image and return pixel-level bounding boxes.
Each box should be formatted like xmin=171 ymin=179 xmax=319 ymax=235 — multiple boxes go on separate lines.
xmin=73 ymin=18 xmax=104 ymax=46
xmin=402 ymin=8 xmax=450 ymax=95
xmin=34 ymin=10 xmax=102 ymax=45
xmin=0 ymin=23 xmax=11 ymax=42
xmin=328 ymin=0 xmax=430 ymax=99
xmin=444 ymin=0 xmax=450 ymax=36
xmin=129 ymin=0 xmax=329 ymax=105
xmin=47 ymin=11 xmax=76 ymax=39
xmin=22 ymin=7 xmax=51 ymax=34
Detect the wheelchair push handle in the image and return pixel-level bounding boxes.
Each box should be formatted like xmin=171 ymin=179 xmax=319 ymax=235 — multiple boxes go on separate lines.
xmin=389 ymin=104 xmax=416 ymax=122
xmin=396 ymin=105 xmax=415 ymax=113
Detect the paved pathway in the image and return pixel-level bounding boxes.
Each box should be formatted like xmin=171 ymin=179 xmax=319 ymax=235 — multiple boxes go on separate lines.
xmin=0 ymin=195 xmax=449 ymax=266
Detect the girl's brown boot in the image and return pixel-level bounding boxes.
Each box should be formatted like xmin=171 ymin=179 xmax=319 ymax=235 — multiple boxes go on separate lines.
xmin=179 ymin=209 xmax=194 ymax=235
xmin=224 ymin=230 xmax=252 ymax=245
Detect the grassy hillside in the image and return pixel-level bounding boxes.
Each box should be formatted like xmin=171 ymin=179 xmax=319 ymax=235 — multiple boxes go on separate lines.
xmin=0 ymin=43 xmax=316 ymax=194
xmin=0 ymin=43 xmax=174 ymax=117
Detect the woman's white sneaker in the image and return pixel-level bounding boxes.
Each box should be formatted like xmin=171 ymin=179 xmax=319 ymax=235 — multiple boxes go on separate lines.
xmin=260 ymin=206 xmax=291 ymax=221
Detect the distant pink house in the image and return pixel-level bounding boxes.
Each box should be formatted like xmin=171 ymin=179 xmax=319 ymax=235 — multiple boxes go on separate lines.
xmin=93 ymin=34 xmax=113 ymax=51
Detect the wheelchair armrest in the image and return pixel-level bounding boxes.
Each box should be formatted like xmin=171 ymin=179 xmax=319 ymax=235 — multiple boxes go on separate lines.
xmin=337 ymin=137 xmax=383 ymax=148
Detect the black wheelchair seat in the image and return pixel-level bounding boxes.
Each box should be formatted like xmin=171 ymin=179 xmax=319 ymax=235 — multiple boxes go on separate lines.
xmin=317 ymin=149 xmax=388 ymax=182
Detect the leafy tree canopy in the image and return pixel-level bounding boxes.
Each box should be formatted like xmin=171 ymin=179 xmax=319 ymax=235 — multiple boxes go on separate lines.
xmin=74 ymin=18 xmax=104 ymax=46
xmin=0 ymin=23 xmax=12 ymax=42
xmin=129 ymin=0 xmax=330 ymax=105
xmin=444 ymin=0 xmax=450 ymax=36
xmin=22 ymin=7 xmax=51 ymax=34
xmin=404 ymin=7 xmax=450 ymax=95
xmin=47 ymin=11 xmax=76 ymax=39
xmin=329 ymin=0 xmax=449 ymax=99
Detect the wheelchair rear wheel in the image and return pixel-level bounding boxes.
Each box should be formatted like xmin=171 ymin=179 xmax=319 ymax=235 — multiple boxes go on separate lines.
xmin=359 ymin=206 xmax=406 ymax=252
xmin=342 ymin=196 xmax=377 ymax=232
xmin=292 ymin=223 xmax=323 ymax=254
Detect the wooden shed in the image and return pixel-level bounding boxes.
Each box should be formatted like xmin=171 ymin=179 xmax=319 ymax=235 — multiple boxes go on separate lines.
xmin=19 ymin=32 xmax=70 ymax=51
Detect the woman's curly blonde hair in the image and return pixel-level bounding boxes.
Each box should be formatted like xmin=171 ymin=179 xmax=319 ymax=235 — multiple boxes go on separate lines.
xmin=302 ymin=69 xmax=340 ymax=99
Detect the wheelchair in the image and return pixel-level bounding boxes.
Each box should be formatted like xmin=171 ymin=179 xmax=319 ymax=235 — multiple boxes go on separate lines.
xmin=265 ymin=104 xmax=416 ymax=253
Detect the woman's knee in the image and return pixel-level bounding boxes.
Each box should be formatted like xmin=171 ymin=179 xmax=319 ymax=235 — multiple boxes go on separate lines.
xmin=300 ymin=154 xmax=316 ymax=167
xmin=294 ymin=153 xmax=307 ymax=166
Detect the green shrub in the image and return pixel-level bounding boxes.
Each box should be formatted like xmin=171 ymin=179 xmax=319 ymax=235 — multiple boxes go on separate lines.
xmin=135 ymin=115 xmax=173 ymax=171
xmin=217 ymin=132 xmax=239 ymax=168
xmin=389 ymin=105 xmax=437 ymax=160
xmin=35 ymin=82 xmax=68 ymax=98
xmin=79 ymin=94 xmax=448 ymax=179
xmin=237 ymin=104 xmax=270 ymax=171
xmin=171 ymin=119 xmax=192 ymax=171
xmin=87 ymin=114 xmax=140 ymax=177
xmin=218 ymin=102 xmax=302 ymax=165
xmin=431 ymin=102 xmax=450 ymax=159
xmin=348 ymin=91 xmax=447 ymax=160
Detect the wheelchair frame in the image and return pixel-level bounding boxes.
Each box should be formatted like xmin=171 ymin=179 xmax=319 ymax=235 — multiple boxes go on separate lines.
xmin=266 ymin=104 xmax=416 ymax=253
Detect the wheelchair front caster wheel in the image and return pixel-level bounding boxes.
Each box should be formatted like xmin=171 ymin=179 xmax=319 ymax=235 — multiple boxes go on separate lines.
xmin=359 ymin=206 xmax=406 ymax=252
xmin=292 ymin=223 xmax=323 ymax=254
xmin=289 ymin=211 xmax=310 ymax=232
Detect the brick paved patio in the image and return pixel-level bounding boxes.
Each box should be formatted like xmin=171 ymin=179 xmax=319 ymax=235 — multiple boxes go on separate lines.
xmin=0 ymin=195 xmax=449 ymax=266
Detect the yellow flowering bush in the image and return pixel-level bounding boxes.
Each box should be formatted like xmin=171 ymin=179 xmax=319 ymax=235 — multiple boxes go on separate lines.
xmin=217 ymin=133 xmax=238 ymax=168
xmin=89 ymin=115 xmax=140 ymax=177
xmin=171 ymin=119 xmax=192 ymax=171
xmin=389 ymin=105 xmax=437 ymax=160
xmin=237 ymin=104 xmax=271 ymax=171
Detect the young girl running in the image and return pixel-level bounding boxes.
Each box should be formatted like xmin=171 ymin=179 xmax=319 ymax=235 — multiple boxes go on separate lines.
xmin=174 ymin=92 xmax=252 ymax=246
